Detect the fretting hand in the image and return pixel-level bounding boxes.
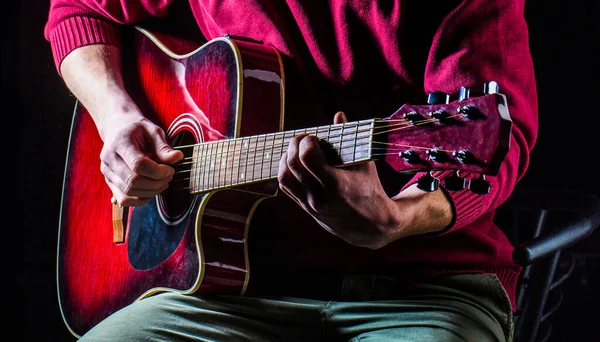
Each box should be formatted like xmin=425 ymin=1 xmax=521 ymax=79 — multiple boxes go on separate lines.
xmin=278 ymin=112 xmax=453 ymax=249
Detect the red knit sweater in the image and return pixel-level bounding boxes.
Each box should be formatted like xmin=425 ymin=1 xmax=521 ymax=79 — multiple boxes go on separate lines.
xmin=45 ymin=0 xmax=538 ymax=310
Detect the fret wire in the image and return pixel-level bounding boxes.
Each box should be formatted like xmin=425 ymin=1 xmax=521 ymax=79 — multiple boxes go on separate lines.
xmin=219 ymin=140 xmax=225 ymax=188
xmin=198 ymin=143 xmax=203 ymax=191
xmin=214 ymin=141 xmax=219 ymax=188
xmin=352 ymin=122 xmax=358 ymax=162
xmin=233 ymin=138 xmax=240 ymax=185
xmin=250 ymin=136 xmax=257 ymax=182
xmin=197 ymin=120 xmax=380 ymax=164
xmin=242 ymin=137 xmax=249 ymax=183
xmin=250 ymin=136 xmax=256 ymax=182
xmin=180 ymin=118 xmax=411 ymax=156
xmin=190 ymin=145 xmax=197 ymax=192
xmin=191 ymin=119 xmax=389 ymax=191
xmin=326 ymin=124 xmax=332 ymax=151
xmin=191 ymin=135 xmax=376 ymax=178
xmin=340 ymin=122 xmax=346 ymax=162
xmin=260 ymin=134 xmax=267 ymax=178
xmin=271 ymin=132 xmax=281 ymax=178
xmin=224 ymin=137 xmax=231 ymax=188
xmin=195 ymin=142 xmax=201 ymax=191
xmin=201 ymin=141 xmax=208 ymax=191
xmin=208 ymin=141 xmax=214 ymax=190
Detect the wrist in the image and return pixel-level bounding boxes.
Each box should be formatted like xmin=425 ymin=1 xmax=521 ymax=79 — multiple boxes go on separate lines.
xmin=386 ymin=184 xmax=454 ymax=241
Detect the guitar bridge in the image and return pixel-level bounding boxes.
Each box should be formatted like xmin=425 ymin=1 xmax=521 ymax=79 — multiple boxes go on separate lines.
xmin=111 ymin=200 xmax=128 ymax=243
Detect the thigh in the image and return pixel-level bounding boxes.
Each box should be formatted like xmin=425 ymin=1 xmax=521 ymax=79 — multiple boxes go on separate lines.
xmin=78 ymin=292 xmax=325 ymax=342
xmin=326 ymin=273 xmax=513 ymax=342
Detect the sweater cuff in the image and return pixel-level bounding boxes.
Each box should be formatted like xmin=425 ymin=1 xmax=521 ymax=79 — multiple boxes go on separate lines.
xmin=48 ymin=16 xmax=121 ymax=75
xmin=402 ymin=170 xmax=484 ymax=234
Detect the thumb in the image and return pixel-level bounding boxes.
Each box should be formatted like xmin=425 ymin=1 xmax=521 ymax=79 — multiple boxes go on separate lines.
xmin=149 ymin=132 xmax=184 ymax=165
xmin=156 ymin=143 xmax=184 ymax=165
xmin=333 ymin=111 xmax=347 ymax=124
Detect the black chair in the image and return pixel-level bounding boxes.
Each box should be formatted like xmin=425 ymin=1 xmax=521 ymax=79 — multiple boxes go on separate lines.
xmin=495 ymin=188 xmax=600 ymax=342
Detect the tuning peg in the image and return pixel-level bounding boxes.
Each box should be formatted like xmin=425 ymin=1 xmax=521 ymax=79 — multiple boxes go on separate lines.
xmin=444 ymin=171 xmax=466 ymax=191
xmin=457 ymin=105 xmax=484 ymax=120
xmin=484 ymin=81 xmax=499 ymax=94
xmin=453 ymin=149 xmax=475 ymax=164
xmin=428 ymin=109 xmax=452 ymax=123
xmin=468 ymin=175 xmax=491 ymax=194
xmin=458 ymin=86 xmax=470 ymax=101
xmin=417 ymin=172 xmax=440 ymax=192
xmin=403 ymin=111 xmax=424 ymax=124
xmin=400 ymin=150 xmax=420 ymax=164
xmin=427 ymin=91 xmax=450 ymax=105
xmin=426 ymin=148 xmax=447 ymax=162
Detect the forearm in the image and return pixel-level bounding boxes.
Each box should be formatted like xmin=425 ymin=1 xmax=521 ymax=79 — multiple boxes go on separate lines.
xmin=384 ymin=185 xmax=453 ymax=243
xmin=60 ymin=44 xmax=141 ymax=141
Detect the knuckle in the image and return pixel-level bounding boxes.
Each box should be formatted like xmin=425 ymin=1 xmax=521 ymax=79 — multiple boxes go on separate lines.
xmin=307 ymin=195 xmax=326 ymax=212
xmin=150 ymin=124 xmax=165 ymax=136
xmin=277 ymin=168 xmax=294 ymax=185
xmin=298 ymin=146 xmax=316 ymax=166
xmin=286 ymin=155 xmax=302 ymax=172
xmin=129 ymin=156 xmax=146 ymax=174
xmin=121 ymin=174 xmax=138 ymax=194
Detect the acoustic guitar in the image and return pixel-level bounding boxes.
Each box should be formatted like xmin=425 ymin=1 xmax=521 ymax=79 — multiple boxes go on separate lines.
xmin=57 ymin=26 xmax=512 ymax=338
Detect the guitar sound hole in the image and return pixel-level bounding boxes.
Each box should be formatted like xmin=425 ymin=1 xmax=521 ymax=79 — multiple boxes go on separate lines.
xmin=128 ymin=125 xmax=201 ymax=271
xmin=157 ymin=130 xmax=196 ymax=225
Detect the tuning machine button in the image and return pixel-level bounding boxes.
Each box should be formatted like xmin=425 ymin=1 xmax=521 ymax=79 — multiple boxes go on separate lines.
xmin=428 ymin=109 xmax=453 ymax=123
xmin=484 ymin=81 xmax=499 ymax=94
xmin=457 ymin=105 xmax=484 ymax=120
xmin=426 ymin=148 xmax=447 ymax=162
xmin=444 ymin=171 xmax=466 ymax=191
xmin=458 ymin=86 xmax=471 ymax=101
xmin=403 ymin=111 xmax=424 ymax=124
xmin=453 ymin=149 xmax=475 ymax=164
xmin=468 ymin=175 xmax=491 ymax=194
xmin=417 ymin=172 xmax=440 ymax=192
xmin=427 ymin=91 xmax=450 ymax=105
xmin=400 ymin=150 xmax=420 ymax=164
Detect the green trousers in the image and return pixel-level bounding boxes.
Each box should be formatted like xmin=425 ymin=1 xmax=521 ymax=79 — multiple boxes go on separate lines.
xmin=79 ymin=273 xmax=513 ymax=341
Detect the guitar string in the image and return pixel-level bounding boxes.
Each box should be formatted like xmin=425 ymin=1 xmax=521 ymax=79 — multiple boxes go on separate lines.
xmin=173 ymin=114 xmax=454 ymax=167
xmin=164 ymin=146 xmax=440 ymax=193
xmin=172 ymin=118 xmax=421 ymax=177
xmin=171 ymin=115 xmax=464 ymax=191
xmin=169 ymin=120 xmax=401 ymax=173
xmin=164 ymin=115 xmax=466 ymax=192
xmin=172 ymin=118 xmax=410 ymax=155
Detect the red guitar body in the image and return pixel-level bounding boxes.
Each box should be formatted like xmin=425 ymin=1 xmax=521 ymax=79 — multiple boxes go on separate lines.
xmin=58 ymin=27 xmax=284 ymax=338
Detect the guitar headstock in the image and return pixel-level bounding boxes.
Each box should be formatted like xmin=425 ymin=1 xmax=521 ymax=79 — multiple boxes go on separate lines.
xmin=379 ymin=90 xmax=512 ymax=189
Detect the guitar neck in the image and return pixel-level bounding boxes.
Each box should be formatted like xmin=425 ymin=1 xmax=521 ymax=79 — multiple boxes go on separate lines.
xmin=188 ymin=119 xmax=377 ymax=194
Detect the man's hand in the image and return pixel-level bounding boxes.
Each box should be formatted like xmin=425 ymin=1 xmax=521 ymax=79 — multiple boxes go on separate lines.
xmin=99 ymin=110 xmax=183 ymax=207
xmin=278 ymin=112 xmax=453 ymax=249
xmin=60 ymin=44 xmax=183 ymax=207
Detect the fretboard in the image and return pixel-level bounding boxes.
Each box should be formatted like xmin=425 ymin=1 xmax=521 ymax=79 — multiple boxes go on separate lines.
xmin=189 ymin=119 xmax=376 ymax=194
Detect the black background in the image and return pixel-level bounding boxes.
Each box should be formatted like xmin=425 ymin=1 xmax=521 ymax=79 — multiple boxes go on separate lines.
xmin=13 ymin=0 xmax=599 ymax=341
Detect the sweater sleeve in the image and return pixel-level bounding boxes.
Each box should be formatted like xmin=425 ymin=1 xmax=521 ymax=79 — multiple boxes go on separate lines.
xmin=44 ymin=0 xmax=175 ymax=74
xmin=403 ymin=0 xmax=538 ymax=233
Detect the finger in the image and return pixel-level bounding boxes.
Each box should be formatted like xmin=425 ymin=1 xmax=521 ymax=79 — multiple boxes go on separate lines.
xmin=294 ymin=111 xmax=346 ymax=185
xmin=102 ymin=160 xmax=171 ymax=198
xmin=277 ymin=151 xmax=309 ymax=206
xmin=286 ymin=134 xmax=325 ymax=193
xmin=106 ymin=182 xmax=151 ymax=207
xmin=333 ymin=111 xmax=347 ymax=124
xmin=297 ymin=135 xmax=336 ymax=189
xmin=278 ymin=151 xmax=304 ymax=198
xmin=116 ymin=144 xmax=176 ymax=181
